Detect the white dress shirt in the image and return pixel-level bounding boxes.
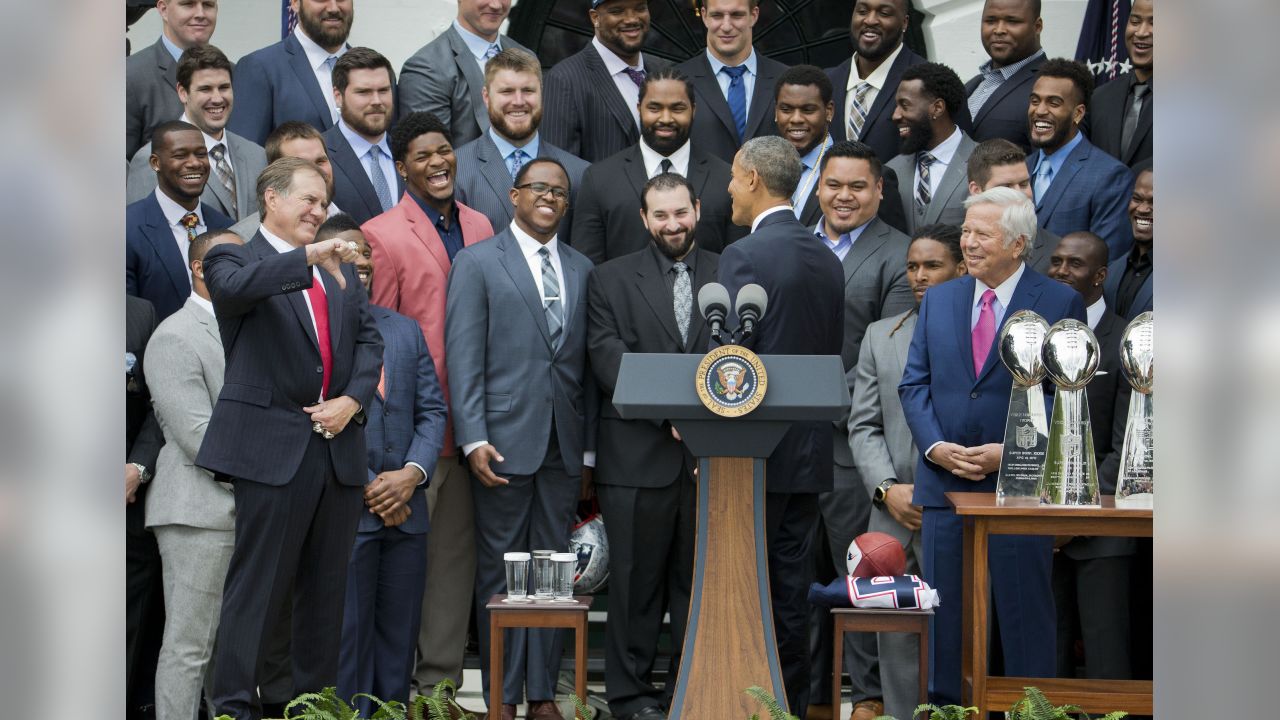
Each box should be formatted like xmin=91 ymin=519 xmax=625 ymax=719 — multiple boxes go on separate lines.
xmin=338 ymin=119 xmax=396 ymax=194
xmin=1086 ymin=296 xmax=1105 ymax=330
xmin=188 ymin=291 xmax=215 ymax=318
xmin=845 ymin=43 xmax=903 ymax=133
xmin=751 ymin=205 xmax=793 ymax=232
xmin=639 ymin=139 xmax=691 ymax=178
xmin=294 ymin=25 xmax=350 ymax=124
xmin=916 ymin=126 xmax=962 ymax=199
xmin=154 ymin=188 xmax=207 ymax=279
xmin=592 ymin=36 xmax=645 ymax=129
xmin=814 ymin=217 xmax=872 ymax=262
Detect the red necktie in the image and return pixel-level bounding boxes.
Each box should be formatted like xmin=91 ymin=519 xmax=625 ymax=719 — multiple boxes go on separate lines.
xmin=972 ymin=289 xmax=997 ymax=375
xmin=306 ymin=274 xmax=333 ymax=399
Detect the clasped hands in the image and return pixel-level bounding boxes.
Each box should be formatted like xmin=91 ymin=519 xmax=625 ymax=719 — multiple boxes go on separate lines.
xmin=366 ymin=465 xmax=423 ymax=527
xmin=930 ymin=442 xmax=1003 ymax=481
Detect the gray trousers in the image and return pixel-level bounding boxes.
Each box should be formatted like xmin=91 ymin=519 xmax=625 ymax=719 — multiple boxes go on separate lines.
xmin=153 ymin=524 xmax=235 ymax=720
xmin=867 ymin=505 xmax=924 ymax=720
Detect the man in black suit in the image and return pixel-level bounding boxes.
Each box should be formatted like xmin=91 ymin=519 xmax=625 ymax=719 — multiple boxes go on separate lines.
xmin=1084 ymin=0 xmax=1152 ymax=168
xmin=966 ymin=138 xmax=1056 ymax=272
xmin=1104 ymin=163 xmax=1152 ymax=320
xmin=1046 ymin=231 xmax=1134 ymax=681
xmin=826 ymin=0 xmax=925 ymax=163
xmin=673 ymin=0 xmax=787 ymax=164
xmin=720 ymin=136 xmax=844 ymax=717
xmin=573 ymin=67 xmax=742 ymax=264
xmin=126 ymin=0 xmax=218 ymax=158
xmin=965 ymin=0 xmax=1047 ymax=150
xmin=542 ymin=0 xmax=670 ymax=162
xmin=586 ymin=174 xmax=717 ymax=720
xmin=199 ymin=157 xmax=382 ymax=720
xmin=323 ymin=48 xmax=403 ymax=225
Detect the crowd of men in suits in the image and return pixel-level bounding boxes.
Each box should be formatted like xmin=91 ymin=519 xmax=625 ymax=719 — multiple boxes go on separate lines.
xmin=124 ymin=0 xmax=1155 ymax=719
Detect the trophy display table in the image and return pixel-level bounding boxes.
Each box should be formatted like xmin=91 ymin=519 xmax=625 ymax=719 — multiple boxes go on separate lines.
xmin=945 ymin=492 xmax=1153 ymax=715
xmin=485 ymin=594 xmax=593 ymax=720
xmin=830 ymin=607 xmax=932 ymax=712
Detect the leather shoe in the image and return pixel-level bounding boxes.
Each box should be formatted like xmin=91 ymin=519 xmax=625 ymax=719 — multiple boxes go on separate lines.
xmin=499 ymin=703 xmax=517 ymax=720
xmin=526 ymin=700 xmax=563 ymax=719
xmin=620 ymin=707 xmax=666 ymax=720
xmin=806 ymin=704 xmax=834 ymax=720
xmin=449 ymin=704 xmax=489 ymax=720
xmin=849 ymin=699 xmax=884 ymax=720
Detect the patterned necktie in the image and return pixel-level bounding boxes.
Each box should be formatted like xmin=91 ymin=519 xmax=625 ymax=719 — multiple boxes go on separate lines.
xmin=209 ymin=143 xmax=238 ymax=218
xmin=672 ymin=261 xmax=692 ymax=344
xmin=368 ymin=144 xmax=394 ymax=212
xmin=915 ymin=152 xmax=936 ymax=209
xmin=306 ymin=276 xmax=333 ymax=399
xmin=1121 ymin=82 xmax=1150 ymax=157
xmin=324 ymin=56 xmax=339 ymax=122
xmin=180 ymin=212 xmax=199 ymax=242
xmin=847 ymin=82 xmax=872 ymax=139
xmin=538 ymin=247 xmax=563 ymax=348
xmin=1033 ymin=161 xmax=1054 ymax=205
xmin=972 ymin=289 xmax=996 ymax=374
xmin=483 ymin=43 xmax=500 ymax=62
xmin=721 ymin=65 xmax=749 ymax=140
xmin=623 ymin=66 xmax=646 ymax=90
xmin=658 ymin=158 xmax=673 ymax=177
xmin=510 ymin=149 xmax=528 ymax=180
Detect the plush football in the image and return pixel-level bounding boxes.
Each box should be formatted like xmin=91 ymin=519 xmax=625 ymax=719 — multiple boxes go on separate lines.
xmin=846 ymin=532 xmax=906 ymax=578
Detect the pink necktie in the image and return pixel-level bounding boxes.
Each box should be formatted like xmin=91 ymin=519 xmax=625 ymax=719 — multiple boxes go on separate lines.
xmin=972 ymin=289 xmax=996 ymax=375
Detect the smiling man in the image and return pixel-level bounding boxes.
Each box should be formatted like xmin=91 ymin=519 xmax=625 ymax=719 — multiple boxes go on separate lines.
xmin=322 ymin=48 xmax=403 ymax=225
xmin=1083 ymin=0 xmax=1153 ymax=168
xmin=1104 ymin=163 xmax=1152 ymax=320
xmin=965 ymin=0 xmax=1046 ymax=150
xmin=127 ymin=0 xmax=218 ymax=159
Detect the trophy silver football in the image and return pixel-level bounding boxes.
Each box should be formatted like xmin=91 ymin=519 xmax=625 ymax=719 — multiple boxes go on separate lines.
xmin=995 ymin=310 xmax=1051 ymax=506
xmin=1115 ymin=312 xmax=1154 ymax=508
xmin=1038 ymin=319 xmax=1101 ymax=506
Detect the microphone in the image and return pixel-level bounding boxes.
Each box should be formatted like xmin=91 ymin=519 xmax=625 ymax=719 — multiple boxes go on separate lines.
xmin=697 ymin=283 xmax=731 ymax=345
xmin=734 ymin=284 xmax=768 ymax=341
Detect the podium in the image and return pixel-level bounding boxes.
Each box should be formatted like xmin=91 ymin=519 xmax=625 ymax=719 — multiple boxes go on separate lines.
xmin=613 ymin=352 xmax=848 ymax=718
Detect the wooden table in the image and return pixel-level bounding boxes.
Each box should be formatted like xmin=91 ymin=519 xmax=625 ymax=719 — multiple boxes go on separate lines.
xmin=485 ymin=594 xmax=593 ymax=720
xmin=946 ymin=492 xmax=1153 ymax=715
xmin=830 ymin=607 xmax=932 ymax=713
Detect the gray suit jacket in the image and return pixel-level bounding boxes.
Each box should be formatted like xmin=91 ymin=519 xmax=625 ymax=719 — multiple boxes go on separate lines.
xmin=126 ymin=38 xmax=183 ymax=160
xmin=126 ymin=130 xmax=267 ymax=221
xmin=398 ymin=26 xmax=531 ymax=148
xmin=885 ymin=132 xmax=977 ymax=236
xmin=454 ymin=132 xmax=589 ymax=246
xmin=143 ymin=298 xmax=235 ymax=531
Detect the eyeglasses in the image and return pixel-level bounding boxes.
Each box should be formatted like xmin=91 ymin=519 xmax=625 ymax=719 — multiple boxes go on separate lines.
xmin=515 ymin=182 xmax=569 ymax=200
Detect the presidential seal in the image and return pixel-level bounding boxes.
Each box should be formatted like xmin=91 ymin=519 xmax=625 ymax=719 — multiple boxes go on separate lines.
xmin=695 ymin=344 xmax=768 ymax=417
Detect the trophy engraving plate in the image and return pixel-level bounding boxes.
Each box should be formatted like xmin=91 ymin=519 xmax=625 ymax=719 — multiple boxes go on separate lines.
xmin=1039 ymin=319 xmax=1101 ymax=506
xmin=1116 ymin=312 xmax=1154 ymax=508
xmin=996 ymin=311 xmax=1051 ymax=506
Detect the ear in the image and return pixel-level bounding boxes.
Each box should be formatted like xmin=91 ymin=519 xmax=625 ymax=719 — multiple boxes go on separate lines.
xmin=875 ymin=176 xmax=884 ymax=199
xmin=1071 ymin=102 xmax=1086 ymax=127
xmin=824 ymin=100 xmax=835 ymax=125
xmin=509 ymin=186 xmax=520 ymax=208
xmin=693 ymin=198 xmax=702 ymax=222
xmin=395 ymin=159 xmax=407 ymax=179
xmin=1094 ymin=263 xmax=1108 ymax=287
xmin=968 ymin=180 xmax=981 ymax=195
xmin=749 ymin=5 xmax=761 ymax=25
xmin=176 ymin=84 xmax=190 ymax=105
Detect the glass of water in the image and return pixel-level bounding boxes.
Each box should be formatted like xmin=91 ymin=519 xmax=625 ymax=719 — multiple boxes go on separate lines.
xmin=504 ymin=552 xmax=531 ymax=602
xmin=550 ymin=552 xmax=577 ymax=602
xmin=532 ymin=550 xmax=555 ymax=601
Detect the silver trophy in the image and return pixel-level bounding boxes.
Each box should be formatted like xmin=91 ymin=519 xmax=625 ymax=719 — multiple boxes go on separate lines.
xmin=1115 ymin=312 xmax=1154 ymax=508
xmin=996 ymin=310 xmax=1051 ymax=506
xmin=1038 ymin=319 xmax=1101 ymax=506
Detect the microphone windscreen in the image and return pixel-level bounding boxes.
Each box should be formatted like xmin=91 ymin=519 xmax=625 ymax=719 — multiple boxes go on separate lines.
xmin=735 ymin=283 xmax=768 ymax=318
xmin=697 ymin=282 xmax=731 ymax=314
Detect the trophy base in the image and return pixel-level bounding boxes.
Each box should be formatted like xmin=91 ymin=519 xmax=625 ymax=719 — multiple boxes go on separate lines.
xmin=1039 ymin=501 xmax=1102 ymax=509
xmin=996 ymin=495 xmax=1040 ymax=508
xmin=1116 ymin=492 xmax=1154 ymax=509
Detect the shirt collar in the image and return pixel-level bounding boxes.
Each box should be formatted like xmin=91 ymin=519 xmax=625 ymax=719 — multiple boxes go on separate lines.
xmin=154 ymin=187 xmax=203 ymax=227
xmin=1033 ymin=130 xmax=1084 ymax=177
xmin=179 ymin=112 xmax=226 ymax=149
xmin=294 ymin=24 xmax=349 ymax=71
xmin=799 ymin=134 xmax=834 ymax=171
xmin=649 ymin=240 xmax=697 ymax=273
xmin=977 ymin=47 xmax=1045 ymax=80
xmin=925 ymin=126 xmax=963 ymax=164
xmin=490 ymin=128 xmax=540 ymax=159
xmin=338 ymin=119 xmax=391 ymax=161
xmin=851 ymin=43 xmax=903 ymax=90
xmin=1086 ymin=297 xmax=1106 ymax=330
xmin=705 ymin=47 xmax=758 ymax=77
xmin=751 ymin=205 xmax=792 ymax=232
xmin=160 ymin=33 xmax=184 ymax=62
xmin=188 ymin=291 xmax=215 ymax=318
xmin=453 ymin=19 xmax=499 ymax=61
xmin=592 ymin=36 xmax=644 ymax=76
xmin=639 ymin=139 xmax=692 ymax=177
xmin=510 ymin=219 xmax=560 ymax=258
xmin=973 ymin=261 xmax=1026 ymax=312
xmin=258 ymin=223 xmax=297 ymax=254
xmin=410 ymin=192 xmax=458 ymax=228
xmin=1127 ymin=243 xmax=1153 ymax=267
xmin=815 ymin=216 xmax=872 ymax=248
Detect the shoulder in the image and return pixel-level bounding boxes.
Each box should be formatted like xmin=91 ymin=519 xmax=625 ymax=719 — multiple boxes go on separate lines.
xmin=237 ymin=41 xmax=285 ymax=67
xmin=757 ymin=53 xmax=789 ymax=74
xmin=125 ymin=41 xmax=160 ymax=74
xmin=594 ymin=248 xmax=645 ymax=281
xmin=697 ymin=151 xmax=733 ymax=176
xmin=695 ymin=246 xmax=721 ymax=269
xmin=560 ymin=242 xmax=594 ymax=271
xmin=885 ymin=152 xmax=912 ymax=173
xmin=824 ymin=57 xmax=852 ymax=80
xmin=546 ymin=47 xmax=590 ymax=78
xmin=1091 ymin=74 xmax=1129 ymax=104
xmin=227 ymin=131 xmax=266 ymax=156
xmin=454 ymin=136 xmax=484 ymax=161
xmin=866 ymin=310 xmax=908 ymax=339
xmin=371 ymin=303 xmax=412 ymax=330
xmin=545 ymin=143 xmax=590 ymax=173
xmin=126 ymin=195 xmax=157 ymax=225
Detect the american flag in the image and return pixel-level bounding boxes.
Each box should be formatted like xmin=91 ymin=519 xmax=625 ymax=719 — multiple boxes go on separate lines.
xmin=282 ymin=1 xmax=298 ymax=39
xmin=1073 ymin=0 xmax=1133 ymax=85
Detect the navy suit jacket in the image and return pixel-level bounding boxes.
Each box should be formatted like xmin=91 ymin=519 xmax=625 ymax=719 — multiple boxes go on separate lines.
xmin=125 ymin=193 xmax=233 ymax=321
xmin=227 ymin=33 xmax=337 ymax=146
xmin=324 ymin=124 xmax=406 ymax=226
xmin=1030 ymin=136 xmax=1135 ymax=262
xmin=360 ymin=305 xmax=446 ymax=534
xmin=898 ymin=268 xmax=1086 ymax=508
xmin=1103 ymin=253 xmax=1153 ymax=321
xmin=717 ymin=209 xmax=844 ymax=493
xmin=965 ymin=53 xmax=1047 ymax=152
xmin=827 ymin=46 xmax=928 ymax=163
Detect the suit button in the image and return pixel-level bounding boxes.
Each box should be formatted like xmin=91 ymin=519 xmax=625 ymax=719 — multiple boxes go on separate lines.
xmin=385 ymin=445 xmax=393 ymax=452
xmin=970 ymin=392 xmax=980 ymax=399
xmin=383 ymin=408 xmax=390 ymax=416
xmin=316 ymin=366 xmax=324 ymax=374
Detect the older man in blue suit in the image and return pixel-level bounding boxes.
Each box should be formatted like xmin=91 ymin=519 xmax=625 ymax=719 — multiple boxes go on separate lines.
xmin=899 ymin=186 xmax=1085 ymax=705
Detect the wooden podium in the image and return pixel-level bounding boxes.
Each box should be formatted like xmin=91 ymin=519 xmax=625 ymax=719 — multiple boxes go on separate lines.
xmin=613 ymin=353 xmax=848 ymax=718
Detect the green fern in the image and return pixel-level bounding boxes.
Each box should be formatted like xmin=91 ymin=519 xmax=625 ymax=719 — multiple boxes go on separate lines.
xmin=909 ymin=702 xmax=979 ymax=719
xmin=568 ymin=693 xmax=593 ymax=719
xmin=409 ymin=678 xmax=477 ymax=720
xmin=743 ymin=685 xmax=800 ymax=720
xmin=1006 ymin=686 xmax=1128 ymax=720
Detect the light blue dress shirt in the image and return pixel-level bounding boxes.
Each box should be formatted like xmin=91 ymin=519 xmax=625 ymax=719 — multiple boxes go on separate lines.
xmin=705 ymin=48 xmax=758 ymax=112
xmin=339 ymin=120 xmax=397 ymax=199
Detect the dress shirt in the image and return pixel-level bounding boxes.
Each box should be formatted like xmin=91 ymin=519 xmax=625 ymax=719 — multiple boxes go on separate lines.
xmin=592 ymin=36 xmax=645 ymax=128
xmin=409 ymin=193 xmax=465 ymax=262
xmin=916 ymin=126 xmax=962 ymax=199
xmin=639 ymin=139 xmax=691 ymax=178
xmin=160 ymin=33 xmax=185 ymax=62
xmin=490 ymin=128 xmax=540 ymax=167
xmin=189 ymin=291 xmax=215 ymax=319
xmin=1086 ymin=296 xmax=1105 ymax=330
xmin=845 ymin=43 xmax=904 ymax=131
xmin=294 ymin=25 xmax=350 ymax=124
xmin=751 ymin=204 xmax=793 ymax=232
xmin=813 ymin=217 xmax=872 ymax=262
xmin=1115 ymin=246 xmax=1152 ymax=318
xmin=453 ymin=19 xmax=502 ymax=74
xmin=1031 ymin=130 xmax=1085 ymax=204
xmin=179 ymin=112 xmax=233 ymax=174
xmin=154 ymin=188 xmax=207 ymax=277
xmin=260 ymin=223 xmax=328 ymax=399
xmin=791 ymin=134 xmax=833 ymax=213
xmin=967 ymin=48 xmax=1045 ymax=118
xmin=706 ymin=48 xmax=758 ymax=111
xmin=338 ymin=119 xmax=396 ymax=194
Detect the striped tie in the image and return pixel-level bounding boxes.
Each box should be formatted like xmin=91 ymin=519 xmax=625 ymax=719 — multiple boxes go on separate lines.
xmin=538 ymin=247 xmax=563 ymax=348
xmin=916 ymin=152 xmax=936 ymax=209
xmin=368 ymin=145 xmax=393 ymax=212
xmin=210 ymin=143 xmax=238 ymax=218
xmin=847 ymin=82 xmax=872 ymax=139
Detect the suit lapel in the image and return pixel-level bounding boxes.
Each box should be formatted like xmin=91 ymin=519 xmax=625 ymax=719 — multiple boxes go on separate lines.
xmin=635 ymin=252 xmax=684 ymax=348
xmin=189 ymin=300 xmax=221 ymax=345
xmin=143 ymin=195 xmax=192 ymax=300
xmin=448 ymin=28 xmax=490 ymax=133
xmin=972 ymin=57 xmax=1042 ymax=127
xmin=688 ymin=55 xmax=740 ymax=140
xmin=557 ymin=246 xmax=581 ymax=352
xmin=952 ymin=276 xmax=977 ymax=382
xmin=402 ymin=198 xmax=453 ymax=277
xmin=203 ymin=155 xmax=236 ymax=215
xmin=688 ymin=249 xmax=716 ymax=351
xmin=584 ymin=47 xmax=639 ymax=138
xmin=746 ymin=58 xmax=783 ymax=137
xmin=841 ymin=220 xmax=890 ymax=284
xmin=226 ymin=135 xmax=254 ymax=217
xmin=976 ymin=269 xmax=1043 ymax=383
xmin=892 ymin=311 xmax=915 ymax=368
xmin=1035 ymin=139 xmax=1088 ymax=215
xmin=829 ymin=60 xmax=852 ymax=142
xmin=251 ymin=235 xmax=320 ymax=350
xmin=799 ymin=186 xmax=822 ymax=227
xmin=478 ymin=135 xmax=517 ymax=224
xmin=285 ymin=34 xmax=335 ymax=127
xmin=925 ymin=135 xmax=974 ymax=224
xmin=497 ymin=233 xmax=553 ymax=349
xmin=1124 ymin=89 xmax=1153 ymax=165
xmin=327 ymin=130 xmax=383 ymax=218
xmin=860 ymin=49 xmax=911 ymax=141
xmin=622 ymin=146 xmax=648 ymax=201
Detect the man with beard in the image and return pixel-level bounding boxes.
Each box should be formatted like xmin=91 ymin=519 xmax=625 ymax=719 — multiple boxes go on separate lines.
xmin=966 ymin=138 xmax=1056 ymax=272
xmin=1083 ymin=0 xmax=1152 ymax=168
xmin=886 ymin=62 xmax=976 ymax=235
xmin=543 ymin=0 xmax=670 ymax=162
xmin=805 ymin=140 xmax=914 ymax=720
xmin=399 ymin=0 xmax=532 ymax=147
xmin=1026 ymin=59 xmax=1134 ymax=261
xmin=1104 ymin=162 xmax=1152 ymax=320
xmin=455 ymin=48 xmax=589 ymax=246
xmin=573 ymin=67 xmax=741 ymax=264
xmin=127 ymin=0 xmax=218 ymax=159
xmin=826 ymin=0 xmax=925 ymax=163
xmin=231 ymin=121 xmax=346 ymax=240
xmin=965 ymin=0 xmax=1047 ymax=151
xmin=586 ymin=173 xmax=719 ymax=720
xmin=323 ymin=48 xmax=403 ymax=225
xmin=229 ymin=0 xmax=355 ymax=145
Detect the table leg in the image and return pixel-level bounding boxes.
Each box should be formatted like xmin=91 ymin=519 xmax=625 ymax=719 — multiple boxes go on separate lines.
xmin=918 ymin=620 xmax=929 ymax=708
xmin=832 ymin=616 xmax=844 ymax=712
xmin=968 ymin=518 xmax=990 ymax=715
xmin=490 ymin=620 xmax=504 ymax=720
xmin=575 ymin=616 xmax=587 ymax=720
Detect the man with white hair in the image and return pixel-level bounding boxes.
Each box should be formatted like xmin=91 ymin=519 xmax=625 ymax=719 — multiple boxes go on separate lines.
xmin=898 ymin=186 xmax=1085 ymax=705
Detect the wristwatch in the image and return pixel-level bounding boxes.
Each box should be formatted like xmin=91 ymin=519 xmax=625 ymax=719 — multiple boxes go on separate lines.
xmin=130 ymin=462 xmax=151 ymax=484
xmin=873 ymin=479 xmax=897 ymax=505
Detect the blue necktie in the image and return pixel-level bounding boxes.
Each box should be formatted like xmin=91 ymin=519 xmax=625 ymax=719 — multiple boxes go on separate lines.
xmin=368 ymin=145 xmax=393 ymax=212
xmin=721 ymin=65 xmax=748 ymax=140
xmin=509 ymin=149 xmax=528 ymax=180
xmin=1033 ymin=161 xmax=1054 ymax=206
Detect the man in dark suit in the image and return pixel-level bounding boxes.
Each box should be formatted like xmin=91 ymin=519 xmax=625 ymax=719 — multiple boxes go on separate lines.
xmin=1104 ymin=164 xmax=1152 ymax=320
xmin=826 ymin=0 xmax=925 ymax=163
xmin=1046 ymin=231 xmax=1135 ymax=681
xmin=805 ymin=140 xmax=915 ymax=720
xmin=126 ymin=0 xmax=218 ymax=158
xmin=720 ymin=136 xmax=844 ymax=717
xmin=454 ymin=48 xmax=589 ymax=246
xmin=445 ymin=158 xmax=596 ymax=720
xmin=398 ymin=0 xmax=532 ymax=146
xmin=1027 ymin=59 xmax=1134 ymax=261
xmin=673 ymin=0 xmax=787 ymax=164
xmin=126 ymin=121 xmax=234 ymax=320
xmin=573 ymin=67 xmax=742 ymax=264
xmin=328 ymin=215 xmax=448 ymax=716
xmin=1083 ymin=0 xmax=1152 ymax=169
xmin=886 ymin=63 xmax=977 ymax=236
xmin=126 ymin=294 xmax=165 ymax=720
xmin=586 ymin=173 xmax=717 ymax=720
xmin=965 ymin=0 xmax=1046 ymax=151
xmin=899 ymin=186 xmax=1086 ymax=705
xmin=323 ymin=48 xmax=403 ymax=226
xmin=542 ymin=0 xmax=671 ymax=162
xmin=199 ymin=157 xmax=382 ymax=720
xmin=228 ymin=0 xmax=354 ymax=145
xmin=966 ymin=138 xmax=1056 ymax=272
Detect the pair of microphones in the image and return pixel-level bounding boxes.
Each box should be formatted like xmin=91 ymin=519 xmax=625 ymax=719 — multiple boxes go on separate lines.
xmin=697 ymin=283 xmax=769 ymax=346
